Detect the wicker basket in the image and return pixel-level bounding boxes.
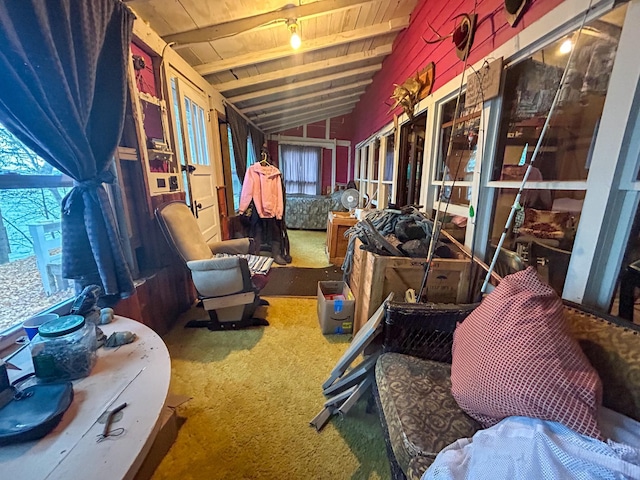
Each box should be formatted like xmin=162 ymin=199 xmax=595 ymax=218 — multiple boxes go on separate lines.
xmin=382 ymin=301 xmax=479 ymax=363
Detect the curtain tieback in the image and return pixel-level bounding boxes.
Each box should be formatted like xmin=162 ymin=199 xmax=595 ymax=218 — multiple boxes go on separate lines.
xmin=63 ymin=170 xmax=116 ymax=214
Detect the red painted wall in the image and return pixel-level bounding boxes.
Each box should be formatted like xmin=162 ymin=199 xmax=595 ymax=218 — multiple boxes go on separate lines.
xmin=336 ymin=145 xmax=350 ymax=184
xmin=350 ymin=0 xmax=564 ymax=145
xmin=322 ymin=149 xmax=333 ymax=193
xmin=131 ymin=42 xmax=157 ymax=97
xmin=268 ymin=112 xmax=354 ymax=193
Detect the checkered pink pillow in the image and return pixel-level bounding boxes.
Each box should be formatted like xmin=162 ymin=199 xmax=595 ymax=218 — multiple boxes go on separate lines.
xmin=451 ymin=267 xmax=603 ymax=438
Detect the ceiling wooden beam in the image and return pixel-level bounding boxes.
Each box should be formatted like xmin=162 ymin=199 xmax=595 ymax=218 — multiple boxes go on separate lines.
xmin=241 ymin=80 xmax=371 ymax=114
xmin=194 ymin=16 xmax=410 ymax=76
xmin=228 ymin=63 xmax=381 ymax=103
xmin=264 ymin=108 xmax=353 ymax=134
xmin=214 ymin=43 xmax=392 ymax=93
xmin=162 ymin=0 xmax=375 ymax=46
xmin=250 ymin=91 xmax=364 ymax=122
xmin=258 ymin=101 xmax=359 ymax=128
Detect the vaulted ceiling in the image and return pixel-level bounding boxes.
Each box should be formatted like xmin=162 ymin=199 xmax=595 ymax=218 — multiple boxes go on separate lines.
xmin=126 ymin=0 xmax=418 ymax=134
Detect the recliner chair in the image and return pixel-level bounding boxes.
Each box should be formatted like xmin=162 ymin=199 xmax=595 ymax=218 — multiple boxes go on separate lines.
xmin=155 ymin=201 xmax=269 ymax=330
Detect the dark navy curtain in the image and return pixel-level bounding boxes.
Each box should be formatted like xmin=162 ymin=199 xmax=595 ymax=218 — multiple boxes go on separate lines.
xmin=248 ymin=123 xmax=264 ymax=166
xmin=0 ymin=0 xmax=135 ymax=298
xmin=226 ymin=105 xmax=249 ymax=182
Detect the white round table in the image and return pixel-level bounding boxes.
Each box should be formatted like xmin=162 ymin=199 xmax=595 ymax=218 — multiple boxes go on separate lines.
xmin=0 ymin=316 xmax=171 ymax=480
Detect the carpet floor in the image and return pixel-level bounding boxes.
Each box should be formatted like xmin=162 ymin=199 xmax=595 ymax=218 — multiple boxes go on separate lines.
xmin=152 ymin=229 xmax=390 ymax=480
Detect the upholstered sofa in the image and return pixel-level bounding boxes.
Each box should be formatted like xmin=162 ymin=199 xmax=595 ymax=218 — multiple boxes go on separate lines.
xmin=373 ymin=300 xmax=640 ymax=480
xmin=285 ymin=191 xmax=346 ymax=230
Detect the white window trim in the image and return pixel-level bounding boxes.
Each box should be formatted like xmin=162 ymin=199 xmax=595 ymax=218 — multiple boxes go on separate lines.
xmin=564 ymin=0 xmax=640 ymax=307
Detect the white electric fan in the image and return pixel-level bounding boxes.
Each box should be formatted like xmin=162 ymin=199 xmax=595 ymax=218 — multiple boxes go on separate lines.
xmin=341 ymin=188 xmax=360 ymax=217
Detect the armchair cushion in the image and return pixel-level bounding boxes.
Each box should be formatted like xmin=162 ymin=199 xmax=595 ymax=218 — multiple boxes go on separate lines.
xmin=208 ymin=238 xmax=251 ymax=255
xmin=187 ymin=257 xmax=247 ymax=297
xmin=156 ymin=202 xmax=213 ymax=262
xmin=187 ymin=257 xmax=245 ymax=272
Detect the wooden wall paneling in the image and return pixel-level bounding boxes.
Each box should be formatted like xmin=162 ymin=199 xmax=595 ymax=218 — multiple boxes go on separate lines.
xmin=217 ymin=185 xmax=230 ymax=240
xmin=113 ymin=265 xmax=195 ymax=335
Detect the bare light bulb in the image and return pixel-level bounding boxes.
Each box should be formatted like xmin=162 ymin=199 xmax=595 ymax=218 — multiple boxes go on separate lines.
xmin=559 ymin=39 xmax=573 ymax=55
xmin=290 ymin=29 xmax=301 ymax=50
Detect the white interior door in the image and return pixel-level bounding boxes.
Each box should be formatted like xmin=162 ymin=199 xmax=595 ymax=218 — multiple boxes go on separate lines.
xmin=172 ymin=77 xmax=220 ymax=243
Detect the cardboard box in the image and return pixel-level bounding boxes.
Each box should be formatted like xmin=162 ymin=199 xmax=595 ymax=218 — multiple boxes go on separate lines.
xmin=134 ymin=394 xmax=189 ymax=480
xmin=317 ymin=281 xmax=355 ymax=334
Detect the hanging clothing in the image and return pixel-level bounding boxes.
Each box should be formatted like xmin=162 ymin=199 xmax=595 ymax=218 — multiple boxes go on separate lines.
xmin=239 ymin=163 xmax=284 ymax=219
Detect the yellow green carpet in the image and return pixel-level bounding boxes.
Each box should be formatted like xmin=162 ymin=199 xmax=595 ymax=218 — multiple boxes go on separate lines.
xmin=152 ymin=230 xmax=390 ymax=480
xmin=279 ymin=229 xmax=332 ymax=269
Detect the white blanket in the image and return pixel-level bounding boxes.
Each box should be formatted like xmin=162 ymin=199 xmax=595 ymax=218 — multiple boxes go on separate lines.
xmin=422 ymin=413 xmax=640 ymax=480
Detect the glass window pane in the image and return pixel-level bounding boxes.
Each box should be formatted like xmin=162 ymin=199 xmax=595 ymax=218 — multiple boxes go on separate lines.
xmin=171 ymin=79 xmax=190 ymax=205
xmin=384 ymin=134 xmax=394 ymax=182
xmin=227 ymin=126 xmax=242 ymax=211
xmin=372 ymin=140 xmax=380 ymax=181
xmin=247 ymin=134 xmax=256 ymax=167
xmin=281 ymin=145 xmax=321 ymax=195
xmin=435 ymin=94 xmax=479 ymax=210
xmin=437 ymin=94 xmax=481 ymax=183
xmin=198 ymin=107 xmax=210 ymax=166
xmin=492 ymin=8 xmax=624 ymax=182
xmin=194 ymin=105 xmax=205 ymax=165
xmin=0 ymin=124 xmax=73 ymax=331
xmin=361 ymin=146 xmax=369 ymax=179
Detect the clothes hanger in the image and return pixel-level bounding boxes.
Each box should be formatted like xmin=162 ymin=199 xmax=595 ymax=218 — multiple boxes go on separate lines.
xmin=260 ymin=152 xmax=270 ymax=166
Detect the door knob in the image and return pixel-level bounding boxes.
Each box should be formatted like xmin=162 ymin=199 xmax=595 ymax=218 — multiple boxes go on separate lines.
xmin=181 ymin=165 xmax=196 ymax=173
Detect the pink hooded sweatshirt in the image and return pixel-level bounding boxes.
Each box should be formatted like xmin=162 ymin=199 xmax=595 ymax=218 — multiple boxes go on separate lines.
xmin=239 ymin=163 xmax=284 ymax=219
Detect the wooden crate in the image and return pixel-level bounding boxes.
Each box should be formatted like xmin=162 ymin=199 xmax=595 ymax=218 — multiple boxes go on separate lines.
xmin=348 ymin=237 xmax=367 ymax=305
xmin=327 ymin=211 xmax=359 ymax=266
xmin=352 ymin=247 xmax=471 ymax=334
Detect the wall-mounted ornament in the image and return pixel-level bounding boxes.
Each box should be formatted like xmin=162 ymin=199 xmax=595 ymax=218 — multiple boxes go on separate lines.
xmin=504 ymin=0 xmax=528 ymax=27
xmin=417 ymin=62 xmax=436 ymax=101
xmin=424 ymin=14 xmax=477 ymax=61
xmin=388 ymin=63 xmax=435 ymax=121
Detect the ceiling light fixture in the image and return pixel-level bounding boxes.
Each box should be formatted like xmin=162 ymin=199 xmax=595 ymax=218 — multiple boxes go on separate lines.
xmin=287 ymin=19 xmax=301 ymax=50
xmin=559 ymin=39 xmax=573 ymax=55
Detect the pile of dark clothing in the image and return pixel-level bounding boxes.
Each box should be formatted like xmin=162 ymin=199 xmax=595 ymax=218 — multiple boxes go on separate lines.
xmin=341 ymin=206 xmax=454 ymax=281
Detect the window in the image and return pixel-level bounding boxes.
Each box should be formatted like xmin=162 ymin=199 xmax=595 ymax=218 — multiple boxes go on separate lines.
xmin=227 ymin=126 xmax=255 ymax=211
xmin=486 ymin=5 xmax=625 ymax=294
xmin=435 ymin=94 xmax=481 ymax=209
xmin=280 ymin=145 xmax=321 ymax=195
xmin=183 ymin=96 xmax=210 ymax=167
xmin=0 ymin=123 xmax=73 ymax=333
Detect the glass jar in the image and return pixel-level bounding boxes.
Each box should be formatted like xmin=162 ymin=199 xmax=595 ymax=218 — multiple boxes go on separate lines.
xmin=30 ymin=315 xmax=97 ymax=381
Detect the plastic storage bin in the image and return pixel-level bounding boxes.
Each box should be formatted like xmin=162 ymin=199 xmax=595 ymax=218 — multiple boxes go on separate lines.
xmin=30 ymin=315 xmax=97 ymax=381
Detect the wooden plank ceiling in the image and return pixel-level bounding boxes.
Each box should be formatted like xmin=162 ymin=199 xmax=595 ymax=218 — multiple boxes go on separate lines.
xmin=126 ymin=0 xmax=418 ymax=134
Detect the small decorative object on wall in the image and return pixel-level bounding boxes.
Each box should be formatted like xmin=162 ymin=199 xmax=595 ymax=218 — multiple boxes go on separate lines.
xmin=417 ymin=62 xmax=436 ymax=100
xmin=504 ymin=0 xmax=528 ymax=27
xmin=388 ymin=63 xmax=435 ymax=120
xmin=465 ymin=57 xmax=504 ymax=108
xmin=424 ymin=13 xmax=477 ymax=61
